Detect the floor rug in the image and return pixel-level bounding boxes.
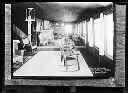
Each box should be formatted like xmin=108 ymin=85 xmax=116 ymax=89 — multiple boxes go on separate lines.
xmin=13 ymin=51 xmax=93 ymax=77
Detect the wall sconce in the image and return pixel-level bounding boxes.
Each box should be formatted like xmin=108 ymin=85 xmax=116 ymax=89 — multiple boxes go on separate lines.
xmin=25 ymin=8 xmax=35 ymax=21
xmin=25 ymin=8 xmax=35 ymax=43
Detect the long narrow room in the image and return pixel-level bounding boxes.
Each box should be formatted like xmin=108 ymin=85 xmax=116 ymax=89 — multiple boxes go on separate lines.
xmin=12 ymin=2 xmax=114 ymax=78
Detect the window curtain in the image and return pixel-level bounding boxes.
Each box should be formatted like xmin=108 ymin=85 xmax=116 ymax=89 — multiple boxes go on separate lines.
xmin=76 ymin=13 xmax=113 ymax=57
xmin=83 ymin=21 xmax=87 ymax=45
xmin=94 ymin=18 xmax=101 ymax=48
xmin=75 ymin=24 xmax=76 ymax=34
xmin=36 ymin=21 xmax=41 ymax=31
xmin=83 ymin=21 xmax=86 ymax=35
xmin=79 ymin=23 xmax=80 ymax=36
xmin=78 ymin=23 xmax=80 ymax=36
xmin=77 ymin=23 xmax=79 ymax=35
xmin=79 ymin=23 xmax=81 ymax=36
xmin=77 ymin=24 xmax=78 ymax=35
xmin=82 ymin=21 xmax=85 ymax=37
xmin=104 ymin=13 xmax=114 ymax=57
xmin=99 ymin=13 xmax=105 ymax=55
xmin=88 ymin=18 xmax=94 ymax=47
xmin=92 ymin=13 xmax=113 ymax=57
xmin=80 ymin=22 xmax=83 ymax=37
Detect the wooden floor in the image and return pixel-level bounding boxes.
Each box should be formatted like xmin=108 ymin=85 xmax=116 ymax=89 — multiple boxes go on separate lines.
xmin=13 ymin=51 xmax=93 ymax=77
xmin=13 ymin=40 xmax=114 ymax=78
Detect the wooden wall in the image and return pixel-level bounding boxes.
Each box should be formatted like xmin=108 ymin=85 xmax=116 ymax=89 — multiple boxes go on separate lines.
xmin=114 ymin=5 xmax=126 ymax=87
xmin=4 ymin=4 xmax=125 ymax=87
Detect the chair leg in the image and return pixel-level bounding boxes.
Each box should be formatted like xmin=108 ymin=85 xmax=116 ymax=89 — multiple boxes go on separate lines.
xmin=76 ymin=55 xmax=78 ymax=61
xmin=66 ymin=66 xmax=68 ymax=72
xmin=72 ymin=50 xmax=74 ymax=55
xmin=65 ymin=62 xmax=68 ymax=72
xmin=78 ymin=61 xmax=80 ymax=70
xmin=76 ymin=55 xmax=80 ymax=70
xmin=61 ymin=55 xmax=62 ymax=62
xmin=64 ymin=59 xmax=66 ymax=66
xmin=61 ymin=55 xmax=63 ymax=62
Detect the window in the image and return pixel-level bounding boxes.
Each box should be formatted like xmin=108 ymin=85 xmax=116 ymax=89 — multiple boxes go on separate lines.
xmin=87 ymin=19 xmax=93 ymax=47
xmin=64 ymin=24 xmax=73 ymax=34
xmin=78 ymin=23 xmax=80 ymax=35
xmin=94 ymin=18 xmax=101 ymax=48
xmin=83 ymin=21 xmax=86 ymax=37
xmin=104 ymin=14 xmax=114 ymax=58
xmin=36 ymin=21 xmax=41 ymax=31
xmin=75 ymin=24 xmax=77 ymax=34
xmin=77 ymin=24 xmax=78 ymax=34
xmin=80 ymin=22 xmax=83 ymax=37
xmin=80 ymin=22 xmax=82 ymax=37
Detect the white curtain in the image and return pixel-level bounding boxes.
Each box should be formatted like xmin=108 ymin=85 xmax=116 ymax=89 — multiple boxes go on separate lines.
xmin=83 ymin=21 xmax=86 ymax=35
xmin=104 ymin=14 xmax=114 ymax=57
xmin=75 ymin=24 xmax=77 ymax=34
xmin=92 ymin=13 xmax=113 ymax=57
xmin=88 ymin=18 xmax=93 ymax=47
xmin=36 ymin=21 xmax=41 ymax=31
xmin=78 ymin=23 xmax=80 ymax=36
xmin=83 ymin=21 xmax=87 ymax=45
xmin=79 ymin=23 xmax=80 ymax=36
xmin=99 ymin=13 xmax=105 ymax=55
xmin=80 ymin=22 xmax=81 ymax=37
xmin=75 ymin=13 xmax=113 ymax=58
xmin=77 ymin=24 xmax=78 ymax=34
xmin=80 ymin=22 xmax=83 ymax=37
xmin=94 ymin=18 xmax=101 ymax=48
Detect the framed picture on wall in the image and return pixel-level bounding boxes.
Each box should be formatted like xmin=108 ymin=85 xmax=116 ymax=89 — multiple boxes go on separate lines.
xmin=43 ymin=20 xmax=51 ymax=30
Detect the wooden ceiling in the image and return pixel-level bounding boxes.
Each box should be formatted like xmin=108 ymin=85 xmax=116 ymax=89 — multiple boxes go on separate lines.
xmin=12 ymin=2 xmax=113 ymax=23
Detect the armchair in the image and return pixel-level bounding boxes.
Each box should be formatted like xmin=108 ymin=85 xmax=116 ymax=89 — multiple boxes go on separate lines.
xmin=13 ymin=41 xmax=24 ymax=71
xmin=63 ymin=52 xmax=80 ymax=72
xmin=60 ymin=40 xmax=80 ymax=72
xmin=22 ymin=37 xmax=37 ymax=53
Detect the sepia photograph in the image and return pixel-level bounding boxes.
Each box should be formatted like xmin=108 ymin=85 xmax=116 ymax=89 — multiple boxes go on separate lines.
xmin=3 ymin=2 xmax=126 ymax=93
xmin=11 ymin=2 xmax=114 ymax=78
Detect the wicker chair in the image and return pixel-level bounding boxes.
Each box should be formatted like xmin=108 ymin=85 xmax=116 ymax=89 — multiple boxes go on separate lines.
xmin=13 ymin=41 xmax=24 ymax=72
xmin=60 ymin=43 xmax=80 ymax=72
xmin=63 ymin=52 xmax=80 ymax=72
xmin=22 ymin=37 xmax=37 ymax=53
